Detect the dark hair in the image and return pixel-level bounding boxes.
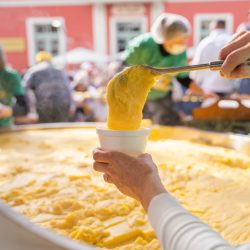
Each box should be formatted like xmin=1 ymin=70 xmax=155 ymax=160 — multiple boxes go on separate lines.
xmin=216 ymin=20 xmax=226 ymax=29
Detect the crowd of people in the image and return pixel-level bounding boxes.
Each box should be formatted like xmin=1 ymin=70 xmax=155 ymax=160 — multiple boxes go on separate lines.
xmin=0 ymin=48 xmax=122 ymax=127
xmin=0 ymin=10 xmax=249 ymax=128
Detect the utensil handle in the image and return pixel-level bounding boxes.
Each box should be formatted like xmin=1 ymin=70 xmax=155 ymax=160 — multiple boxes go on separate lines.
xmin=209 ymin=60 xmax=224 ymax=71
xmin=210 ymin=59 xmax=250 ymax=71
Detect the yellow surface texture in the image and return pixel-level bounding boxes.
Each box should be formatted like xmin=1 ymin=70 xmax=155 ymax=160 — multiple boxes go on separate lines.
xmin=0 ymin=127 xmax=250 ymax=249
xmin=107 ymin=66 xmax=159 ymax=130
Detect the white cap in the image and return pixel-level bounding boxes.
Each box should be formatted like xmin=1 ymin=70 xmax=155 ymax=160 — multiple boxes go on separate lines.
xmin=151 ymin=13 xmax=192 ymax=44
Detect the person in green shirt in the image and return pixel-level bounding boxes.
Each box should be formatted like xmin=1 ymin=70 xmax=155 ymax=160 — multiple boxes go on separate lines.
xmin=124 ymin=13 xmax=212 ymax=125
xmin=0 ymin=46 xmax=28 ymax=127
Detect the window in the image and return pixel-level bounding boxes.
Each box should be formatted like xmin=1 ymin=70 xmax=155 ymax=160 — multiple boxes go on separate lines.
xmin=26 ymin=18 xmax=66 ymax=66
xmin=194 ymin=13 xmax=233 ymax=46
xmin=110 ymin=17 xmax=147 ymax=55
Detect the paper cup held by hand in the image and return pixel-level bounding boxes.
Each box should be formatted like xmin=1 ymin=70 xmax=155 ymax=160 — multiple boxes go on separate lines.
xmin=96 ymin=127 xmax=151 ymax=155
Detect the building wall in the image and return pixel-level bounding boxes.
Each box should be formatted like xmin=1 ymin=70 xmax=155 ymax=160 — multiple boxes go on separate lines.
xmin=0 ymin=5 xmax=93 ymax=71
xmin=0 ymin=1 xmax=248 ymax=71
xmin=164 ymin=1 xmax=249 ymax=46
xmin=106 ymin=3 xmax=152 ymax=55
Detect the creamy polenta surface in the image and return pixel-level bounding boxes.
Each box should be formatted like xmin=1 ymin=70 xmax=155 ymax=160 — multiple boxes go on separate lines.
xmin=107 ymin=66 xmax=159 ymax=130
xmin=0 ymin=127 xmax=250 ymax=249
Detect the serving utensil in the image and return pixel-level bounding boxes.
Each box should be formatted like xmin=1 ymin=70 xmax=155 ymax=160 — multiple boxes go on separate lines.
xmin=145 ymin=59 xmax=250 ymax=74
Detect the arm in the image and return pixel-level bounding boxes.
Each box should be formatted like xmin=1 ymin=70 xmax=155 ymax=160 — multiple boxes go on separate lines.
xmin=12 ymin=71 xmax=39 ymax=123
xmin=92 ymin=149 xmax=250 ymax=250
xmin=175 ymin=53 xmax=216 ymax=97
xmin=177 ymin=75 xmax=216 ymax=97
xmin=148 ymin=193 xmax=250 ymax=250
xmin=14 ymin=89 xmax=39 ymax=124
xmin=13 ymin=95 xmax=29 ymax=116
xmin=8 ymin=71 xmax=29 ymax=117
xmin=0 ymin=103 xmax=12 ymax=119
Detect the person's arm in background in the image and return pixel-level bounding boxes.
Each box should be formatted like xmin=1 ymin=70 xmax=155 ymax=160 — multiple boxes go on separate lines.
xmin=175 ymin=52 xmax=216 ymax=97
xmin=0 ymin=103 xmax=12 ymax=119
xmin=219 ymin=31 xmax=250 ymax=78
xmin=17 ymin=70 xmax=39 ymax=124
xmin=9 ymin=71 xmax=29 ymax=117
xmin=176 ymin=73 xmax=205 ymax=96
xmin=92 ymin=149 xmax=250 ymax=250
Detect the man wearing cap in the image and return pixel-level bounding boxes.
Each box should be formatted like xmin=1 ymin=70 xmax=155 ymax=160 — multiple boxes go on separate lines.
xmin=124 ymin=13 xmax=213 ymax=125
xmin=23 ymin=51 xmax=75 ymax=123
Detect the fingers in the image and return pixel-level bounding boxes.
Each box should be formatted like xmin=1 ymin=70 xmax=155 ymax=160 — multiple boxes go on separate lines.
xmin=220 ymin=42 xmax=250 ymax=77
xmin=229 ymin=31 xmax=247 ymax=43
xmin=103 ymin=173 xmax=113 ymax=184
xmin=93 ymin=147 xmax=134 ymax=163
xmin=138 ymin=153 xmax=152 ymax=161
xmin=93 ymin=161 xmax=109 ymax=173
xmin=93 ymin=148 xmax=112 ymax=163
xmin=219 ymin=32 xmax=250 ymax=60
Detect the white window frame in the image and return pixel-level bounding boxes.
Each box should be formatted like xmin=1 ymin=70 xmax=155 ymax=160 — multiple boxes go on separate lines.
xmin=110 ymin=16 xmax=147 ymax=55
xmin=93 ymin=4 xmax=107 ymax=56
xmin=194 ymin=13 xmax=234 ymax=47
xmin=26 ymin=17 xmax=66 ymax=66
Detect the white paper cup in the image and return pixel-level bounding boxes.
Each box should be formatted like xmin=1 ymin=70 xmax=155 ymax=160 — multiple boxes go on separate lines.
xmin=96 ymin=127 xmax=151 ymax=155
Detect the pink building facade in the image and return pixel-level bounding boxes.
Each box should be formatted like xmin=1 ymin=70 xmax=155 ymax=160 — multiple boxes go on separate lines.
xmin=0 ymin=0 xmax=248 ymax=71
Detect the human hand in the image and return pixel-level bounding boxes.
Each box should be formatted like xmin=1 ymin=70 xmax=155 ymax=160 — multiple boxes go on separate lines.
xmin=92 ymin=148 xmax=167 ymax=211
xmin=14 ymin=112 xmax=39 ymax=125
xmin=153 ymin=75 xmax=172 ymax=91
xmin=203 ymin=91 xmax=219 ymax=99
xmin=0 ymin=104 xmax=12 ymax=119
xmin=219 ymin=31 xmax=250 ymax=78
xmin=186 ymin=82 xmax=218 ymax=99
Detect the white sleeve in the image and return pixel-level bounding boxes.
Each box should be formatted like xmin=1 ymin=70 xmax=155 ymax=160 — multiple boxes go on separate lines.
xmin=189 ymin=41 xmax=207 ymax=85
xmin=148 ymin=193 xmax=250 ymax=250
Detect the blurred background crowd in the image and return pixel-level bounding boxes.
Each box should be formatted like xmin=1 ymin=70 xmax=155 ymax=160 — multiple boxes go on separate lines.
xmin=0 ymin=0 xmax=249 ymax=131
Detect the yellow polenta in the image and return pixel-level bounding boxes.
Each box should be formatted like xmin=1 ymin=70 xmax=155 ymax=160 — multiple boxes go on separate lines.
xmin=107 ymin=66 xmax=159 ymax=130
xmin=1 ymin=127 xmax=250 ymax=249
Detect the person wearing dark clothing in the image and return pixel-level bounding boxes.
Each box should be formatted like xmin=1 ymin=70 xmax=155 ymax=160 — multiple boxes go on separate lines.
xmin=23 ymin=52 xmax=74 ymax=123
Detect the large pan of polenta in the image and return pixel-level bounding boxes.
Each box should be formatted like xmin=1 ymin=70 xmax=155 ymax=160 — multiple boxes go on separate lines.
xmin=1 ymin=123 xmax=250 ymax=250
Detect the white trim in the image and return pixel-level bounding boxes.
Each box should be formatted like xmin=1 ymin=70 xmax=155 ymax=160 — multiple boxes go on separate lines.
xmin=194 ymin=13 xmax=233 ymax=46
xmin=26 ymin=19 xmax=35 ymax=67
xmin=111 ymin=4 xmax=146 ymax=15
xmin=0 ymin=0 xmax=160 ymax=7
xmin=93 ymin=3 xmax=107 ymax=56
xmin=110 ymin=16 xmax=147 ymax=55
xmin=0 ymin=0 xmax=247 ymax=7
xmin=0 ymin=0 xmax=85 ymax=7
xmin=150 ymin=1 xmax=165 ymax=25
xmin=26 ymin=17 xmax=66 ymax=66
